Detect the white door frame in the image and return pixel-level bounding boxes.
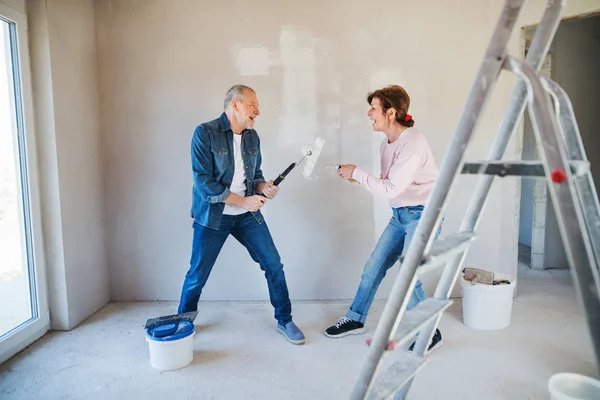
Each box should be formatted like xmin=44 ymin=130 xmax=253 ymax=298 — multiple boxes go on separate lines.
xmin=0 ymin=2 xmax=50 ymax=365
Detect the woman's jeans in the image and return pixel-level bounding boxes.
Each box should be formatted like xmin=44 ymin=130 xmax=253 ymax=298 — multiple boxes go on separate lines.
xmin=346 ymin=205 xmax=442 ymax=324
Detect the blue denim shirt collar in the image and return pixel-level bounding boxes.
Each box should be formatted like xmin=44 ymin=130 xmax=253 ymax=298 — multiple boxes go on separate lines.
xmin=219 ymin=112 xmax=249 ymax=136
xmin=219 ymin=112 xmax=231 ymax=133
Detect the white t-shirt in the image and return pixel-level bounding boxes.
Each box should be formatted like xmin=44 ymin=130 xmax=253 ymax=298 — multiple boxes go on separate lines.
xmin=223 ymin=133 xmax=247 ymax=215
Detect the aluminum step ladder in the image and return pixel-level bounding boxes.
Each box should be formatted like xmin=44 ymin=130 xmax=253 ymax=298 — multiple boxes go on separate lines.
xmin=349 ymin=0 xmax=600 ymax=399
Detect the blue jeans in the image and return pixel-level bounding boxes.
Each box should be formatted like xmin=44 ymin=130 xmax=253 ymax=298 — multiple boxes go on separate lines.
xmin=178 ymin=212 xmax=292 ymax=325
xmin=347 ymin=205 xmax=442 ymax=324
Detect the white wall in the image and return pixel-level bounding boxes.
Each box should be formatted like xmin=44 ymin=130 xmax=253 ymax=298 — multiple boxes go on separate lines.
xmin=95 ymin=0 xmax=498 ymax=302
xmin=542 ymin=15 xmax=600 ymax=269
xmin=27 ymin=0 xmax=108 ymax=329
xmin=0 ymin=0 xmax=25 ymax=14
xmin=92 ymin=0 xmax=600 ymax=303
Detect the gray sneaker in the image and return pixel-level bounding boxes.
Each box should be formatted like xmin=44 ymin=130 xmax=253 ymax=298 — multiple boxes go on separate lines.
xmin=277 ymin=321 xmax=306 ymax=345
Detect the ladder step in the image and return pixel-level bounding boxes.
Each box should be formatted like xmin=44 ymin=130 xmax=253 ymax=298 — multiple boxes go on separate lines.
xmin=366 ymin=350 xmax=427 ymax=400
xmin=393 ymin=298 xmax=453 ymax=346
xmin=401 ymin=232 xmax=477 ymax=274
xmin=461 ymin=160 xmax=589 ymax=177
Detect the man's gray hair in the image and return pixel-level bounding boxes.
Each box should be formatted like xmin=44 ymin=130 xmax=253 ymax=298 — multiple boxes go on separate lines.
xmin=224 ymin=85 xmax=254 ymax=111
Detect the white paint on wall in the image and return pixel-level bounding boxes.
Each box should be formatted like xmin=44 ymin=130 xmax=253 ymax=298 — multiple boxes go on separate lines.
xmin=278 ymin=26 xmax=317 ymax=147
xmin=231 ymin=45 xmax=270 ymax=76
xmin=325 ymin=103 xmax=341 ymax=130
xmin=319 ymin=101 xmax=342 ymax=160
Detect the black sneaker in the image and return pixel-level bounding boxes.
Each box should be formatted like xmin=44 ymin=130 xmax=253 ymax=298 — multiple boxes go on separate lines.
xmin=408 ymin=329 xmax=443 ymax=354
xmin=325 ymin=316 xmax=365 ymax=338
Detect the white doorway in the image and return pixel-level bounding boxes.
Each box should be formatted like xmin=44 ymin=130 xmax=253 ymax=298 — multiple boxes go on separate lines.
xmin=518 ymin=12 xmax=600 ymax=271
xmin=0 ymin=3 xmax=49 ymax=364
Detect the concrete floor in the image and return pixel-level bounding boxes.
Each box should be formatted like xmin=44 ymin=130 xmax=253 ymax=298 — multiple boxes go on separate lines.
xmin=0 ymin=266 xmax=597 ymax=400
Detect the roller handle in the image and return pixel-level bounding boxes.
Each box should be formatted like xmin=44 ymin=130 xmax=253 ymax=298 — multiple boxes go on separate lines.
xmin=273 ymin=162 xmax=296 ymax=186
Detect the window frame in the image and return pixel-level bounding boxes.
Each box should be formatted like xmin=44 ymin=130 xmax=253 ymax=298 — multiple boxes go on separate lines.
xmin=0 ymin=1 xmax=50 ymax=364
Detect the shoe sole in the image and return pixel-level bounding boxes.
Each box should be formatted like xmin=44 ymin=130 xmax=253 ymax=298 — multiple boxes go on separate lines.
xmin=324 ymin=327 xmax=366 ymax=338
xmin=276 ymin=326 xmax=306 ymax=345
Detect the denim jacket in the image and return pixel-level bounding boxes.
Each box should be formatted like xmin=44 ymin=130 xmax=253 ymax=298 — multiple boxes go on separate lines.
xmin=190 ymin=112 xmax=266 ymax=229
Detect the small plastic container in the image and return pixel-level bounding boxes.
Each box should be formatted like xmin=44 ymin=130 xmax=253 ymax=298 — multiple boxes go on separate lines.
xmin=145 ymin=321 xmax=196 ymax=371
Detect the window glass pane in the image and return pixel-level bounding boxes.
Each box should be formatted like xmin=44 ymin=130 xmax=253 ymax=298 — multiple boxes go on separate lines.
xmin=0 ymin=17 xmax=34 ymax=338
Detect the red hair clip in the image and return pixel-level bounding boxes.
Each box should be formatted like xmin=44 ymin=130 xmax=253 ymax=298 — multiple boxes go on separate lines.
xmin=404 ymin=114 xmax=412 ymax=122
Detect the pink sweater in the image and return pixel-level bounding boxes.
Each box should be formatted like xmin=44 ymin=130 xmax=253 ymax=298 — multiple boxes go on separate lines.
xmin=351 ymin=128 xmax=438 ymax=208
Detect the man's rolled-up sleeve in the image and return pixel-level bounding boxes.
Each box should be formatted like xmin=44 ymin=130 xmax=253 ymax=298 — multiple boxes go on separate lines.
xmin=191 ymin=126 xmax=230 ymax=203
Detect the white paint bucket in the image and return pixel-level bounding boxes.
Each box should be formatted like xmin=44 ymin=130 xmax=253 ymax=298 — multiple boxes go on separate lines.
xmin=548 ymin=373 xmax=600 ymax=400
xmin=460 ymin=272 xmax=515 ymax=330
xmin=145 ymin=321 xmax=195 ymax=371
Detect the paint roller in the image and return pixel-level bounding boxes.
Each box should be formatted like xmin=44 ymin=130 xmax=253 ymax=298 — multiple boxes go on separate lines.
xmin=270 ymin=137 xmax=325 ymax=186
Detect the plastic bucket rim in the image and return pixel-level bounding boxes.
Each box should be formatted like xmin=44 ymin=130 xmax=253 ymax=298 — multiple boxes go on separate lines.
xmin=548 ymin=372 xmax=600 ymax=395
xmin=146 ymin=321 xmax=196 ymax=342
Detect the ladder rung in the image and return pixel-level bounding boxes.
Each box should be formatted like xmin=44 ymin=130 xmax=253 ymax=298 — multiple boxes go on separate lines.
xmin=366 ymin=350 xmax=427 ymax=400
xmin=461 ymin=160 xmax=589 ymax=177
xmin=401 ymin=232 xmax=477 ymax=274
xmin=393 ymin=298 xmax=453 ymax=346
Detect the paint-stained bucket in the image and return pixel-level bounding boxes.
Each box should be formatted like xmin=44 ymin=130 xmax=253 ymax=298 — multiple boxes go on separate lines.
xmin=145 ymin=321 xmax=195 ymax=371
xmin=548 ymin=373 xmax=600 ymax=400
xmin=460 ymin=272 xmax=515 ymax=330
